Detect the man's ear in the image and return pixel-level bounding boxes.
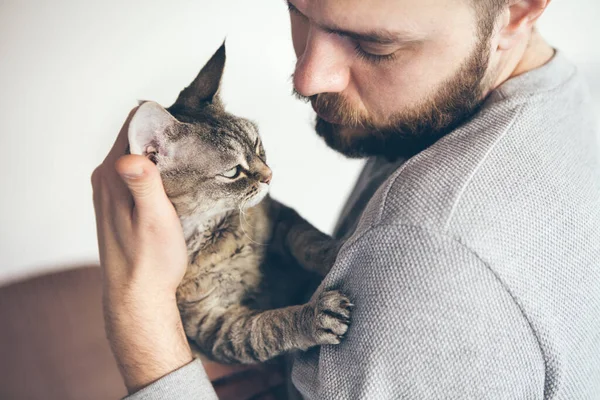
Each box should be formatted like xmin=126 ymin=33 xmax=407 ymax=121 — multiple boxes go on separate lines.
xmin=497 ymin=0 xmax=551 ymax=50
xmin=128 ymin=101 xmax=178 ymax=159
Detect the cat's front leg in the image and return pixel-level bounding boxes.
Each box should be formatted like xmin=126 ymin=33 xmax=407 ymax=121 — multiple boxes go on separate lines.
xmin=270 ymin=201 xmax=341 ymax=277
xmin=202 ymin=290 xmax=352 ymax=364
xmin=302 ymin=289 xmax=353 ymax=345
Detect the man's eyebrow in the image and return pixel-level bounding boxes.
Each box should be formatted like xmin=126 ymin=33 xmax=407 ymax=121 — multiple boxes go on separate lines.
xmin=287 ymin=1 xmax=419 ymax=45
xmin=325 ymin=27 xmax=405 ymax=45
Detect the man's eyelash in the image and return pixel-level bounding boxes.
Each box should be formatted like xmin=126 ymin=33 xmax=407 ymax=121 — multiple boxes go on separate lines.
xmin=287 ymin=2 xmax=302 ymax=16
xmin=354 ymin=44 xmax=397 ymax=65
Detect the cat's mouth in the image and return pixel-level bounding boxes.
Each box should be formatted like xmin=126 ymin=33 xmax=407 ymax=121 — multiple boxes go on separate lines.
xmin=243 ymin=183 xmax=269 ymax=209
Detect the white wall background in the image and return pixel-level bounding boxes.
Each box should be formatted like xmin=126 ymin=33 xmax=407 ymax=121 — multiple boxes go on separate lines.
xmin=1 ymin=0 xmax=598 ymax=284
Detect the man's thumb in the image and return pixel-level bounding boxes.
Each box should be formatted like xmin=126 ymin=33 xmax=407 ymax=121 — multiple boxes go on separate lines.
xmin=115 ymin=155 xmax=168 ymax=212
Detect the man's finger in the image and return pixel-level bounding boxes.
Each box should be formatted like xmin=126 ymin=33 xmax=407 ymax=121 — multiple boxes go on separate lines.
xmin=103 ymin=107 xmax=139 ymax=167
xmin=114 ymin=154 xmax=171 ymax=218
xmin=94 ymin=106 xmax=140 ymax=222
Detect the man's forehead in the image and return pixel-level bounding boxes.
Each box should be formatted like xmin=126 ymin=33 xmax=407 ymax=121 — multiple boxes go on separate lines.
xmin=290 ymin=0 xmax=466 ymax=42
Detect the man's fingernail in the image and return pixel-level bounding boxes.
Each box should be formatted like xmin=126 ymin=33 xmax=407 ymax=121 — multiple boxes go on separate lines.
xmin=121 ymin=167 xmax=144 ymax=179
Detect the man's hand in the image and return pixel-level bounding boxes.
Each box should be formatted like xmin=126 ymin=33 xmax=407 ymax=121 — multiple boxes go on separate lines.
xmin=91 ymin=107 xmax=192 ymax=393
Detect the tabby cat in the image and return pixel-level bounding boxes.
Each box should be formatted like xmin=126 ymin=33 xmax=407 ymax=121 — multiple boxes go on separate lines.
xmin=127 ymin=44 xmax=352 ymax=364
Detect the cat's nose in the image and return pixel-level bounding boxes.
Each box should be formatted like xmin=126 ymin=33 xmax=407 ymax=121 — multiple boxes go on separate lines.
xmin=261 ymin=170 xmax=272 ymax=185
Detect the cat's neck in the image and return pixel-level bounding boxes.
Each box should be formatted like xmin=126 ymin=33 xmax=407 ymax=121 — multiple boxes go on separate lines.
xmin=180 ymin=209 xmax=242 ymax=254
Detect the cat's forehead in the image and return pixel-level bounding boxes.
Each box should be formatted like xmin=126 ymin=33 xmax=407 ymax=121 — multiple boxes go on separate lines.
xmin=176 ymin=110 xmax=258 ymax=141
xmin=194 ymin=114 xmax=258 ymax=149
xmin=171 ymin=114 xmax=260 ymax=171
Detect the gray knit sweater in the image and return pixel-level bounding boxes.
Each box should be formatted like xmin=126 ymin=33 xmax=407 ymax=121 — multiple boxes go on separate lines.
xmin=127 ymin=51 xmax=600 ymax=399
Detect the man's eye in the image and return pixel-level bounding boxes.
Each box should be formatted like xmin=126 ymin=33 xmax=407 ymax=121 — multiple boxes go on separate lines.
xmin=354 ymin=44 xmax=398 ymax=64
xmin=221 ymin=165 xmax=241 ymax=179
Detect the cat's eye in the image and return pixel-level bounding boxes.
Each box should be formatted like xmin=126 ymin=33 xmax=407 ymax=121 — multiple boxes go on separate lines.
xmin=256 ymin=142 xmax=264 ymax=157
xmin=221 ymin=165 xmax=241 ymax=179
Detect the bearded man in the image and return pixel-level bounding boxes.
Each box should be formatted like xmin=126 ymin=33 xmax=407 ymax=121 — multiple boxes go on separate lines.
xmin=92 ymin=0 xmax=600 ymax=398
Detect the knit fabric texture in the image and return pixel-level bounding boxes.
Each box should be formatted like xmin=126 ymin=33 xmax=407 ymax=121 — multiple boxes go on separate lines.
xmin=126 ymin=51 xmax=600 ymax=399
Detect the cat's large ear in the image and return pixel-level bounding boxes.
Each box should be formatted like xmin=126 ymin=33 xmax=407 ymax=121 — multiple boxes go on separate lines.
xmin=128 ymin=101 xmax=178 ymax=158
xmin=170 ymin=42 xmax=226 ymax=112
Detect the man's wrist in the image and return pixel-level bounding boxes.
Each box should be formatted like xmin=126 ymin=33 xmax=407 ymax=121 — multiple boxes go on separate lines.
xmin=103 ymin=288 xmax=193 ymax=394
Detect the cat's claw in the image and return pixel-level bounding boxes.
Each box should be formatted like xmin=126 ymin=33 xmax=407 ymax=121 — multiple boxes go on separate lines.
xmin=312 ymin=290 xmax=352 ymax=345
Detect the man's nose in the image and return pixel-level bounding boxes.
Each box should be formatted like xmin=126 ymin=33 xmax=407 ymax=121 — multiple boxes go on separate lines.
xmin=293 ymin=28 xmax=350 ymax=98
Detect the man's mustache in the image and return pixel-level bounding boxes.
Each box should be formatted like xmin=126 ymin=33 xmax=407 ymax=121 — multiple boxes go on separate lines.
xmin=292 ymin=88 xmax=314 ymax=104
xmin=290 ymin=79 xmax=368 ymax=128
xmin=290 ymin=73 xmax=312 ymax=103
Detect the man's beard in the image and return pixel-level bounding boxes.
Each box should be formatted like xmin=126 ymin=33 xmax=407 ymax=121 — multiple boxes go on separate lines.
xmin=293 ymin=35 xmax=493 ymax=161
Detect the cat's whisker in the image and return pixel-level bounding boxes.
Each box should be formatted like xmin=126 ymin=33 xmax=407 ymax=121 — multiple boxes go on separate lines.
xmin=239 ymin=199 xmax=257 ymax=229
xmin=237 ymin=201 xmax=266 ymax=246
xmin=239 ymin=200 xmax=261 ymax=237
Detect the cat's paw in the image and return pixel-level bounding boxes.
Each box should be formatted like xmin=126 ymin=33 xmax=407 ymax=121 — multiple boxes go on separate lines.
xmin=312 ymin=290 xmax=353 ymax=345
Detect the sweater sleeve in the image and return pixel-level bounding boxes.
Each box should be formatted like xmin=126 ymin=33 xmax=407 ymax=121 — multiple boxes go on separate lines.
xmin=123 ymin=359 xmax=218 ymax=400
xmin=292 ymin=224 xmax=546 ymax=399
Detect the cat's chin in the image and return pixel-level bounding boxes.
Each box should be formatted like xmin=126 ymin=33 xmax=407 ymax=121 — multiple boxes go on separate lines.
xmin=243 ymin=185 xmax=269 ymax=209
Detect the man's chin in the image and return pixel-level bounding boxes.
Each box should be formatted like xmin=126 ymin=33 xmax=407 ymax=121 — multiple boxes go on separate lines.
xmin=334 ymin=124 xmax=370 ymax=138
xmin=315 ymin=117 xmax=375 ymax=159
xmin=314 ymin=115 xmax=454 ymax=161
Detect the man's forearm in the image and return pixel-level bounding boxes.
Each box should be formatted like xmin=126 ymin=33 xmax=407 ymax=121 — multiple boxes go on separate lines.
xmin=104 ymin=289 xmax=193 ymax=394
